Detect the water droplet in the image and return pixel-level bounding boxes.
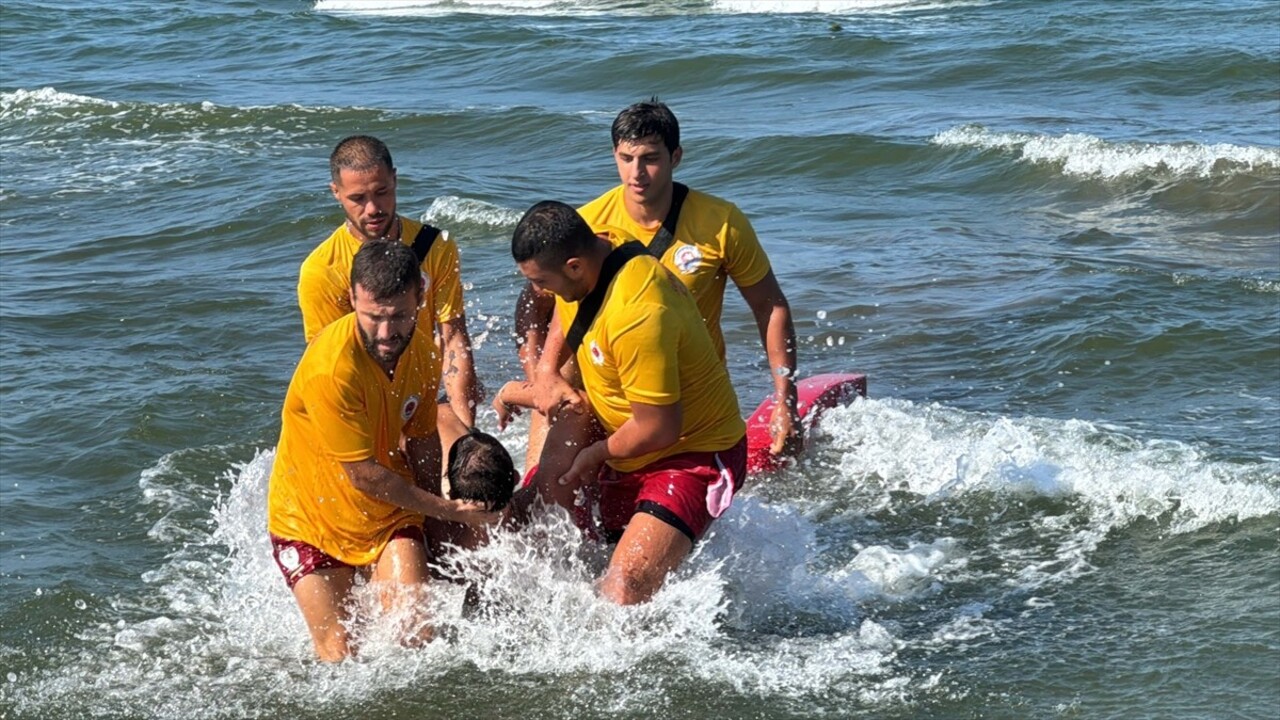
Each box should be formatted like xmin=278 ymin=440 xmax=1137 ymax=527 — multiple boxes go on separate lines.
xmin=74 ymin=599 xmax=87 ymax=610
xmin=816 ymin=310 xmax=827 ymax=320
xmin=6 ymin=673 xmax=15 ymax=683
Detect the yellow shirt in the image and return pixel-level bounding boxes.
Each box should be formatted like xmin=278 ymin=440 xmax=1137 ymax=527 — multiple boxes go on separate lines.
xmin=298 ymin=217 xmax=465 ymax=343
xmin=578 ymin=186 xmax=772 ymax=360
xmin=267 ymin=313 xmax=441 ymax=566
xmin=556 ymin=251 xmax=745 ymax=473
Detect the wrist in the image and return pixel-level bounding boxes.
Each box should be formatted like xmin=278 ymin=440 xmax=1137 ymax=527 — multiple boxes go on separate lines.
xmin=590 ymin=439 xmax=613 ymax=464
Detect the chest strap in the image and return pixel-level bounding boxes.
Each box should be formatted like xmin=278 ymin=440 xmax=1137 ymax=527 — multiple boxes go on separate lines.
xmin=410 ymin=222 xmax=441 ymax=264
xmin=565 ymin=241 xmax=649 ymax=352
xmin=644 ymin=182 xmax=689 ymax=261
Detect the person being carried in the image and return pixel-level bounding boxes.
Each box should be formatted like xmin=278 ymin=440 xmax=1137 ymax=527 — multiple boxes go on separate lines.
xmin=268 ymin=240 xmax=498 ymax=662
xmin=505 ymin=200 xmax=748 ymax=605
xmin=512 ymin=98 xmax=801 ymax=471
xmin=299 ymin=134 xmax=481 ymax=456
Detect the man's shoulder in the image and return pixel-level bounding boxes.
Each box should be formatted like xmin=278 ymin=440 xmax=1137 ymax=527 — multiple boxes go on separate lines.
xmin=578 ymin=185 xmax=625 ymax=219
xmin=683 ymin=186 xmax=741 ymax=218
xmin=297 ymin=316 xmax=360 ymax=379
xmin=301 ymin=224 xmax=353 ymax=275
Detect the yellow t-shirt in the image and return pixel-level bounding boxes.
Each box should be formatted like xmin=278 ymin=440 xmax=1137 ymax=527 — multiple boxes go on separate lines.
xmin=556 ymin=251 xmax=745 ymax=473
xmin=267 ymin=313 xmax=441 ymax=566
xmin=298 ymin=217 xmax=465 ymax=343
xmin=578 ymin=186 xmax=772 ymax=360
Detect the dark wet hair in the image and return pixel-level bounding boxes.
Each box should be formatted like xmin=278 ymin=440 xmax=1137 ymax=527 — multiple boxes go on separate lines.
xmin=511 ymin=200 xmax=598 ymax=266
xmin=330 ymin=135 xmax=395 ymax=183
xmin=447 ymin=430 xmax=517 ymax=511
xmin=350 ymin=240 xmax=420 ymax=302
xmin=611 ymin=97 xmax=680 ymax=154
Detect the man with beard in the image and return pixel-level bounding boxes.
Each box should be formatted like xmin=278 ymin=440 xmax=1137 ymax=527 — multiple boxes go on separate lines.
xmin=299 ymin=135 xmax=480 ymax=456
xmin=269 ymin=241 xmax=498 ymax=662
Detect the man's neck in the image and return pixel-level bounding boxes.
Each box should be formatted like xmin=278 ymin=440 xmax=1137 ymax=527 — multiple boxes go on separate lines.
xmin=625 ymin=187 xmax=672 ymax=229
xmin=583 ymin=236 xmax=619 ymax=294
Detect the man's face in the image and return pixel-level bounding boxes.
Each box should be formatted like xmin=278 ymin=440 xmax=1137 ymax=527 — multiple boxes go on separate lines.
xmin=517 ymin=257 xmax=588 ymax=303
xmin=331 ymin=164 xmax=397 ymax=241
xmin=613 ymin=135 xmax=682 ymax=208
xmin=351 ymin=282 xmax=419 ymax=367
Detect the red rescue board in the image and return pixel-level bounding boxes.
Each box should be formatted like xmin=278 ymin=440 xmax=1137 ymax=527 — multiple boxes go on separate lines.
xmin=745 ymin=373 xmax=867 ymax=474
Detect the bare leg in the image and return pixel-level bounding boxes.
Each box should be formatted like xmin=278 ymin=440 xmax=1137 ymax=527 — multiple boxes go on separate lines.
xmin=530 ymin=409 xmax=603 ymax=512
xmin=598 ymin=513 xmax=693 ymax=605
xmin=369 ymin=534 xmax=434 ymax=647
xmin=291 ymin=567 xmax=358 ymax=662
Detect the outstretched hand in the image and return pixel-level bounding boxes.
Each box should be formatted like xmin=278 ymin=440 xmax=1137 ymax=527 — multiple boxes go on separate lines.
xmin=556 ymin=440 xmax=607 ymax=490
xmin=447 ymin=499 xmax=503 ymax=526
xmin=768 ymin=400 xmax=804 ymax=457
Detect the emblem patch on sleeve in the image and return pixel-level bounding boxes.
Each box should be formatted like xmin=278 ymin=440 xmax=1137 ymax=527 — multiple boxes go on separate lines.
xmin=402 ymin=394 xmax=421 ymax=420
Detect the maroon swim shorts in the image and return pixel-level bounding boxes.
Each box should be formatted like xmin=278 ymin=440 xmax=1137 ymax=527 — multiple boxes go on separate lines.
xmin=599 ymin=436 xmax=747 ymax=543
xmin=269 ymin=525 xmax=425 ymax=589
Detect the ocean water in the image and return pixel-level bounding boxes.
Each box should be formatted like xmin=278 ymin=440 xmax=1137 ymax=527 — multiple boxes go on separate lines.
xmin=1 ymin=1 xmax=1277 ymax=718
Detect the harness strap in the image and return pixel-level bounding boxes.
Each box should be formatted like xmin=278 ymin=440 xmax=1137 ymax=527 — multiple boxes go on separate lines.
xmin=410 ymin=222 xmax=441 ymax=264
xmin=644 ymin=182 xmax=689 ymax=261
xmin=565 ymin=241 xmax=649 ymax=352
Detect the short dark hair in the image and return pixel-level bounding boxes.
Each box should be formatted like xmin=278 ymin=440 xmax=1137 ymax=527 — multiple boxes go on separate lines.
xmin=447 ymin=430 xmax=517 ymax=511
xmin=511 ymin=200 xmax=598 ymax=266
xmin=330 ymin=135 xmax=394 ymax=183
xmin=350 ymin=240 xmax=420 ymax=302
xmin=611 ymin=97 xmax=680 ymax=154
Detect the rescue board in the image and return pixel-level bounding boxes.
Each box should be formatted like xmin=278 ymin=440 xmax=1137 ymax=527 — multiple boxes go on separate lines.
xmin=745 ymin=373 xmax=867 ymax=474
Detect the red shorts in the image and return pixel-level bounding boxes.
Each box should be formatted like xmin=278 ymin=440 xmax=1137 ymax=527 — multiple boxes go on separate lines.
xmin=600 ymin=436 xmax=747 ymax=543
xmin=269 ymin=525 xmax=425 ymax=589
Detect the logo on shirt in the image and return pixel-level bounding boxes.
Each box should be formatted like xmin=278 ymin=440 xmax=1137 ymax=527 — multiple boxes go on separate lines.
xmin=278 ymin=546 xmax=300 ymax=571
xmin=673 ymin=244 xmax=702 ymax=274
xmin=402 ymin=394 xmax=421 ymax=420
xmin=589 ymin=341 xmax=605 ymax=366
xmin=419 ymin=272 xmax=431 ymax=308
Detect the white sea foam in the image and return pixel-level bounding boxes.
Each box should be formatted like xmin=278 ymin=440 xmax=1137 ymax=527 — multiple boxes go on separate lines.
xmin=8 ymin=399 xmax=1276 ymax=717
xmin=421 ymin=195 xmax=523 ymax=230
xmin=817 ymin=397 xmax=1280 ymax=587
xmin=315 ymin=0 xmax=569 ymax=17
xmin=932 ymin=125 xmax=1280 ymax=179
xmin=0 ymin=87 xmax=120 ymax=120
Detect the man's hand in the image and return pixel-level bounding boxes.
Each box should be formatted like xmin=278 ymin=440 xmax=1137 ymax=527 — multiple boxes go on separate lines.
xmin=532 ymin=370 xmax=586 ymax=418
xmin=768 ymin=399 xmax=804 ymax=457
xmin=492 ymin=381 xmax=525 ymax=431
xmin=443 ymin=499 xmax=503 ymax=526
xmin=557 ymin=440 xmax=608 ymax=490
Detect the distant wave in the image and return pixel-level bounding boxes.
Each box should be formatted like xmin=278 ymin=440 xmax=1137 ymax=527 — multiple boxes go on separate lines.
xmin=313 ymin=0 xmax=987 ymax=17
xmin=712 ymin=0 xmax=990 ymax=13
xmin=0 ymin=86 xmax=367 ymax=128
xmin=0 ymin=87 xmax=120 ymax=119
xmin=422 ymin=196 xmax=523 ymax=231
xmin=932 ymin=125 xmax=1280 ymax=179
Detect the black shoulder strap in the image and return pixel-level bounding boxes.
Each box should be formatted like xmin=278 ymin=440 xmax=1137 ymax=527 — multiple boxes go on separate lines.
xmin=410 ymin=222 xmax=441 ymax=264
xmin=565 ymin=241 xmax=649 ymax=352
xmin=645 ymin=182 xmax=689 ymax=261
